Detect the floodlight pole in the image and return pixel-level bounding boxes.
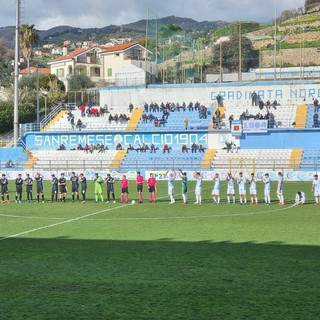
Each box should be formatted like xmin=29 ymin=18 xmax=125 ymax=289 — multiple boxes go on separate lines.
xmin=13 ymin=0 xmax=21 ymax=146
xmin=36 ymin=64 xmax=40 ymax=129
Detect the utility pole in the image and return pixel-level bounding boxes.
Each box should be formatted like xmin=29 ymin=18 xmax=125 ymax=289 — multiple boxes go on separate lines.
xmin=13 ymin=0 xmax=21 ymax=146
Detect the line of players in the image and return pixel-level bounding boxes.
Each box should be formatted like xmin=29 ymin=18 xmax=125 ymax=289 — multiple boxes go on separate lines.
xmin=1 ymin=171 xmax=320 ymax=205
xmin=211 ymin=171 xmax=320 ymax=206
xmin=0 ymin=172 xmax=88 ymax=204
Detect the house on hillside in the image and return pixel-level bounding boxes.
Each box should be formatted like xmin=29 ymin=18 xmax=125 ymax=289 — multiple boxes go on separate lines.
xmin=47 ymin=42 xmax=157 ymax=91
xmin=47 ymin=46 xmax=103 ymax=91
xmin=99 ymin=42 xmax=157 ymax=86
xmin=19 ymin=66 xmax=51 ymax=79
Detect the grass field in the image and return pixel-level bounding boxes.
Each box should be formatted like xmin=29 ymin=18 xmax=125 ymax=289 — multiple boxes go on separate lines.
xmin=0 ymin=180 xmax=320 ymax=320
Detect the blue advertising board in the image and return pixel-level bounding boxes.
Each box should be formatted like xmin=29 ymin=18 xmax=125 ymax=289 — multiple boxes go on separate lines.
xmin=23 ymin=132 xmax=208 ymax=150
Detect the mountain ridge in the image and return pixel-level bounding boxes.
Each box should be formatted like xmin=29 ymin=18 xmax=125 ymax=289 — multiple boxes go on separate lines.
xmin=0 ymin=15 xmax=229 ymax=47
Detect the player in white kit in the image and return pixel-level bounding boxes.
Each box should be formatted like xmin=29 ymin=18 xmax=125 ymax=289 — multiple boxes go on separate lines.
xmin=261 ymin=173 xmax=271 ymax=205
xmin=212 ymin=173 xmax=220 ymax=204
xmin=312 ymin=174 xmax=320 ymax=205
xmin=249 ymin=173 xmax=258 ymax=205
xmin=193 ymin=171 xmax=202 ymax=205
xmin=226 ymin=173 xmax=235 ymax=204
xmin=277 ymin=172 xmax=284 ymax=206
xmin=237 ymin=172 xmax=247 ymax=204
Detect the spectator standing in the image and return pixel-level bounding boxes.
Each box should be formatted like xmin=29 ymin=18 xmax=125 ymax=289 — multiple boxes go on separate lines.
xmin=314 ymin=98 xmax=319 ymax=113
xmin=70 ymin=117 xmax=75 ymax=130
xmin=184 ymin=117 xmax=189 ymax=129
xmin=216 ymin=94 xmax=223 ymax=107
xmin=313 ymin=112 xmax=319 ymax=128
xmin=251 ymin=91 xmax=258 ymax=106
xmin=191 ymin=142 xmax=197 ymax=153
xmin=163 ymin=144 xmax=170 ymax=153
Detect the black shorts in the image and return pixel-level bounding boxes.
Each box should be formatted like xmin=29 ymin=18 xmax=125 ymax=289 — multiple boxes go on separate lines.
xmin=137 ymin=185 xmax=143 ymax=192
xmin=52 ymin=187 xmax=58 ymax=194
xmin=121 ymin=187 xmax=129 ymax=194
xmin=26 ymin=186 xmax=32 ymax=193
xmin=37 ymin=186 xmax=43 ymax=193
xmin=1 ymin=186 xmax=8 ymax=194
xmin=60 ymin=186 xmax=67 ymax=193
xmin=16 ymin=186 xmax=22 ymax=194
xmin=148 ymin=186 xmax=155 ymax=192
xmin=81 ymin=187 xmax=87 ymax=194
xmin=72 ymin=187 xmax=78 ymax=193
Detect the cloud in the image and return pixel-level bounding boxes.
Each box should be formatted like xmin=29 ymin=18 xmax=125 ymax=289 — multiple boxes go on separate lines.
xmin=0 ymin=0 xmax=305 ymax=30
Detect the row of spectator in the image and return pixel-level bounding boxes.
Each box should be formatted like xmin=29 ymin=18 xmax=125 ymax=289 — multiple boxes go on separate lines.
xmin=126 ymin=143 xmax=206 ymax=154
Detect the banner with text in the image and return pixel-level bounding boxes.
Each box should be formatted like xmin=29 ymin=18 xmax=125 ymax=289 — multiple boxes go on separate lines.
xmin=24 ymin=132 xmax=208 ymax=150
xmin=242 ymin=119 xmax=268 ymax=133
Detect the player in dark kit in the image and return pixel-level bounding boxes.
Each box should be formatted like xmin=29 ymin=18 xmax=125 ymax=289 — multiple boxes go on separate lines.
xmin=15 ymin=174 xmax=23 ymax=203
xmin=59 ymin=173 xmax=67 ymax=202
xmin=24 ymin=173 xmax=33 ymax=203
xmin=1 ymin=174 xmax=10 ymax=203
xmin=50 ymin=174 xmax=59 ymax=202
xmin=34 ymin=172 xmax=45 ymax=203
xmin=105 ymin=173 xmax=116 ymax=203
xmin=70 ymin=172 xmax=80 ymax=203
xmin=79 ymin=173 xmax=87 ymax=203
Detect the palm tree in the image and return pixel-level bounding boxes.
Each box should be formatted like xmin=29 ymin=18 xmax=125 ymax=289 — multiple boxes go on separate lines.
xmin=19 ymin=23 xmax=40 ymax=73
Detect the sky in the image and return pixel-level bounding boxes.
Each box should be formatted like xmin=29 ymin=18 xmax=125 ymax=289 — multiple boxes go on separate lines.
xmin=0 ymin=0 xmax=305 ymax=30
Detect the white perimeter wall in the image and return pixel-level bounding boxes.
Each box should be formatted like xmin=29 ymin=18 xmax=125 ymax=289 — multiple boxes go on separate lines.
xmin=99 ymin=81 xmax=320 ymax=108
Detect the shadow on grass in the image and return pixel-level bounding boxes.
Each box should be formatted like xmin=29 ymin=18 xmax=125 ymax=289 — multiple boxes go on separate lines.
xmin=0 ymin=238 xmax=319 ymax=320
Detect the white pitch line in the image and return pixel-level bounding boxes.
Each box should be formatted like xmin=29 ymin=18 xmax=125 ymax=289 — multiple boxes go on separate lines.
xmin=77 ymin=203 xmax=297 ymax=222
xmin=0 ymin=213 xmax=63 ymax=220
xmin=0 ymin=204 xmax=130 ymax=241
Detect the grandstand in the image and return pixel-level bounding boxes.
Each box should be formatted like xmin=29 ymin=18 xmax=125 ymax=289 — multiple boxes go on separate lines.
xmin=136 ymin=107 xmax=213 ymax=131
xmin=29 ymin=150 xmax=118 ymax=171
xmin=215 ymin=100 xmax=297 ymax=129
xmin=120 ymin=149 xmax=205 ymax=171
xmin=1 ymin=81 xmax=320 ymax=178
xmin=300 ymin=149 xmax=320 ymax=170
xmin=44 ymin=107 xmax=131 ymax=132
xmin=211 ymin=149 xmax=294 ymax=172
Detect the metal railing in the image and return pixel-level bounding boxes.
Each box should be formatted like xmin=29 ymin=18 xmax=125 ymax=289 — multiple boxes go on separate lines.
xmin=0 ymin=130 xmax=14 ymax=147
xmin=3 ymin=156 xmax=320 ymax=172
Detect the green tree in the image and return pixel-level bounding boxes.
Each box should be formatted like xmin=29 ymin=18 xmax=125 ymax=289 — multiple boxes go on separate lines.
xmin=67 ymin=73 xmax=95 ymax=92
xmin=212 ymin=36 xmax=259 ymax=73
xmin=0 ymin=102 xmax=36 ymax=133
xmin=0 ymin=38 xmax=14 ymax=87
xmin=159 ymin=24 xmax=182 ymax=42
xmin=18 ymin=73 xmax=65 ymax=112
xmin=19 ymin=24 xmax=40 ymax=72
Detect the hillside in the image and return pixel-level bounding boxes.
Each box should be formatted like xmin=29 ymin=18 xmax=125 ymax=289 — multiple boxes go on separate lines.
xmin=0 ymin=16 xmax=229 ymax=47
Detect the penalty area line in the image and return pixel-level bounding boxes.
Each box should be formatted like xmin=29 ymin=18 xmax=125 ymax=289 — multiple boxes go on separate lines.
xmin=0 ymin=204 xmax=130 ymax=242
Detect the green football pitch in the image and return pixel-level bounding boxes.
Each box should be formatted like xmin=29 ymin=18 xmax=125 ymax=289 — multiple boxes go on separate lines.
xmin=0 ymin=180 xmax=319 ymax=319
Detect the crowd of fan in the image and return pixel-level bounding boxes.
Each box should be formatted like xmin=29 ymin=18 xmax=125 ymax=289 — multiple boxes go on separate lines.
xmin=134 ymin=101 xmax=209 ymax=128
xmin=126 ymin=142 xmax=205 ymax=154
xmin=108 ymin=114 xmax=130 ymax=124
